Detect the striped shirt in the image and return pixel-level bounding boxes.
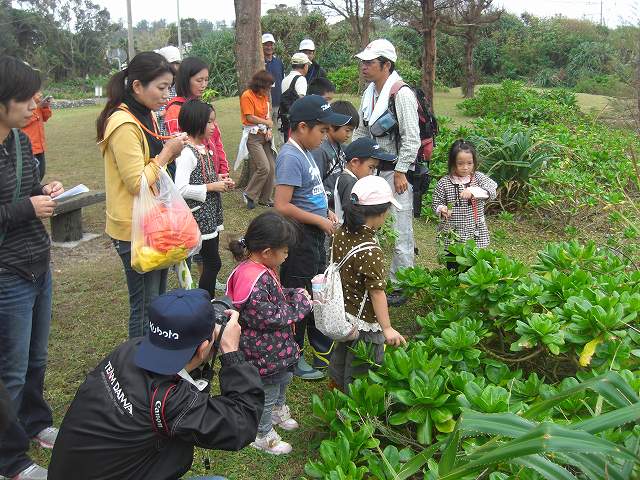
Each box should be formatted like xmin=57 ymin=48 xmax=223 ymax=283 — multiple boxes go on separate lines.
xmin=0 ymin=129 xmax=50 ymax=280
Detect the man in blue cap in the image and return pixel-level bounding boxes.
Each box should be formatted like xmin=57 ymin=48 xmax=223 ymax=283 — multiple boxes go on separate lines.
xmin=48 ymin=289 xmax=264 ymax=480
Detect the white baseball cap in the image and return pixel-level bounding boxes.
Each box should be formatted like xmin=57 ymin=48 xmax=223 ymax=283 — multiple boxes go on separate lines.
xmin=156 ymin=46 xmax=181 ymax=63
xmin=355 ymin=39 xmax=397 ymax=63
xmin=291 ymin=52 xmax=312 ymax=66
xmin=299 ymin=39 xmax=316 ymax=51
xmin=351 ymin=176 xmax=401 ymax=209
xmin=262 ymin=33 xmax=275 ymax=44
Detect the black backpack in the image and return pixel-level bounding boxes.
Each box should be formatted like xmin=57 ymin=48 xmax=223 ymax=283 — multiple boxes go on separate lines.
xmin=388 ymin=82 xmax=439 ymax=163
xmin=278 ymin=75 xmax=302 ymax=119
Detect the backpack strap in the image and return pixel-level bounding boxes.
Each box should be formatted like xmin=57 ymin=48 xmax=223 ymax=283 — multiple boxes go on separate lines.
xmin=150 ymin=380 xmax=178 ymax=438
xmin=0 ymin=129 xmax=24 ymax=246
xmin=388 ymin=81 xmax=412 ymax=156
xmin=336 ymin=241 xmax=379 ymax=271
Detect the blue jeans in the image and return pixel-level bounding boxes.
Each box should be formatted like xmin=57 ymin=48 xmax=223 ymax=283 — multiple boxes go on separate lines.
xmin=0 ymin=269 xmax=53 ymax=477
xmin=257 ymin=371 xmax=292 ymax=436
xmin=112 ymin=239 xmax=168 ymax=338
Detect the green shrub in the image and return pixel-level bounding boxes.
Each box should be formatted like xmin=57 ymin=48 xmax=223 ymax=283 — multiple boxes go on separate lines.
xmin=189 ymin=30 xmax=237 ymax=97
xmin=574 ymin=74 xmax=633 ymax=97
xmin=328 ymin=65 xmax=359 ymax=95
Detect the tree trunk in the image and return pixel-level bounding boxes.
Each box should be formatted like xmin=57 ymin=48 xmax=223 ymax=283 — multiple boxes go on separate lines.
xmin=421 ymin=0 xmax=438 ymax=110
xmin=234 ymin=0 xmax=263 ymax=188
xmin=233 ymin=0 xmax=263 ymax=93
xmin=462 ymin=35 xmax=475 ymax=98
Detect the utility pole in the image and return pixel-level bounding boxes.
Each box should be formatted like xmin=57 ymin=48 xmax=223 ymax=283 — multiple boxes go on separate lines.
xmin=177 ymin=0 xmax=183 ymax=55
xmin=600 ymin=0 xmax=604 ymax=26
xmin=126 ymin=0 xmax=134 ymax=60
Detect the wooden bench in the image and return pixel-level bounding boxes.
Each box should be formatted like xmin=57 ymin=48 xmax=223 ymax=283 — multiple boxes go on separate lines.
xmin=51 ymin=191 xmax=106 ymax=242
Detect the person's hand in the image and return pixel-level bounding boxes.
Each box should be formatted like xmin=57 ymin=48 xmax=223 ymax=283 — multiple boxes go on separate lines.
xmin=328 ymin=210 xmax=338 ymax=225
xmin=263 ymin=118 xmax=274 ymax=129
xmin=41 ymin=97 xmax=52 ymax=108
xmin=30 ymin=195 xmax=56 ymax=218
xmin=43 ymin=181 xmax=64 ymax=199
xmin=439 ymin=206 xmax=452 ymax=219
xmin=383 ymin=327 xmax=407 ymax=347
xmin=223 ymin=176 xmax=236 ymax=189
xmin=219 ymin=173 xmax=230 ymax=180
xmin=298 ymin=288 xmax=311 ymax=302
xmin=219 ymin=310 xmax=241 ymax=354
xmin=265 ymin=129 xmax=273 ymax=142
xmin=159 ymin=133 xmax=188 ymax=164
xmin=317 ymin=216 xmax=337 ymax=236
xmin=207 ymin=181 xmax=229 ymax=192
xmin=393 ymin=171 xmax=409 ymax=194
xmin=460 ymin=188 xmax=473 ymax=200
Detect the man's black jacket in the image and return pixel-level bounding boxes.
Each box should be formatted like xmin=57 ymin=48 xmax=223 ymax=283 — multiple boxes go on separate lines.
xmin=305 ymin=61 xmax=327 ymax=83
xmin=48 ymin=339 xmax=264 ymax=480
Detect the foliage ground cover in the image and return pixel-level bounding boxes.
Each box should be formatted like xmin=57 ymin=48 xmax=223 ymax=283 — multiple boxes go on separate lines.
xmin=32 ymin=88 xmax=635 ymax=479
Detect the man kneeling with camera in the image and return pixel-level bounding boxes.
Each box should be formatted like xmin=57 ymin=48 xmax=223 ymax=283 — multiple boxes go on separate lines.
xmin=48 ymin=289 xmax=264 ymax=480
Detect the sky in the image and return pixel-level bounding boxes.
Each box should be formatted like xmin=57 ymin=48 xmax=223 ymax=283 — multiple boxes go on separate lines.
xmin=96 ymin=0 xmax=636 ymax=28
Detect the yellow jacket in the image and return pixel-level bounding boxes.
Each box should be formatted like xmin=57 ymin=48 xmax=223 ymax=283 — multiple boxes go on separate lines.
xmin=100 ymin=107 xmax=162 ymax=241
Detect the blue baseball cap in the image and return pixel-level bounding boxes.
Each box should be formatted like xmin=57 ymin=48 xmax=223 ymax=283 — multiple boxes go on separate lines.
xmin=134 ymin=289 xmax=215 ymax=375
xmin=344 ymin=137 xmax=397 ymax=162
xmin=288 ymin=94 xmax=352 ymax=125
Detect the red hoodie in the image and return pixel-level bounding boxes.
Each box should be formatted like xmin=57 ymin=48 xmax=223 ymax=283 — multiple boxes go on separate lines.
xmin=164 ymin=97 xmax=229 ymax=175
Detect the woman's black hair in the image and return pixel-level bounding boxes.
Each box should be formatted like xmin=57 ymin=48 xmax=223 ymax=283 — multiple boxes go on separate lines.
xmin=175 ymin=57 xmax=208 ymax=98
xmin=178 ymin=99 xmax=213 ymax=138
xmin=447 ymin=139 xmax=478 ymax=174
xmin=96 ymin=51 xmax=173 ymax=140
xmin=228 ymin=211 xmax=300 ymax=261
xmin=343 ymin=199 xmax=391 ymax=234
xmin=0 ymin=56 xmax=41 ymax=107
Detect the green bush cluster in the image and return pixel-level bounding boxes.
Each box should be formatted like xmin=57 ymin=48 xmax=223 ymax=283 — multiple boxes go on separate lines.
xmin=305 ymin=241 xmax=640 ymax=479
xmin=458 ymin=81 xmax=579 ymax=125
xmin=189 ymin=30 xmax=238 ymax=98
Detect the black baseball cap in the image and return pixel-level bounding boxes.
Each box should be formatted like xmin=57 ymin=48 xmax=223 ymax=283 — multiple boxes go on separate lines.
xmin=134 ymin=289 xmax=215 ymax=375
xmin=344 ymin=137 xmax=397 ymax=162
xmin=288 ymin=94 xmax=352 ymax=125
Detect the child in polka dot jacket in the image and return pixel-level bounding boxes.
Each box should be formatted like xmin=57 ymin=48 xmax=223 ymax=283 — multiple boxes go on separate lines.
xmin=226 ymin=211 xmax=312 ymax=456
xmin=329 ymin=176 xmax=407 ymax=392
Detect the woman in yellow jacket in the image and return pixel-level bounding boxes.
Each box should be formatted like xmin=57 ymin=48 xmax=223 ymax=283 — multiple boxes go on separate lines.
xmin=97 ymin=52 xmax=187 ymax=338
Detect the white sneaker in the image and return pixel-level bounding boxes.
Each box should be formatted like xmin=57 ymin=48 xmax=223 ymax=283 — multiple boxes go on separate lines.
xmin=11 ymin=464 xmax=47 ymax=480
xmin=272 ymin=404 xmax=299 ymax=431
xmin=33 ymin=426 xmax=58 ymax=449
xmin=251 ymin=428 xmax=292 ymax=455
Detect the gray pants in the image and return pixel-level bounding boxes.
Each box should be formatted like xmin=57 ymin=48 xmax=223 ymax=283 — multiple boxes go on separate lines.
xmin=271 ymin=105 xmax=283 ymax=150
xmin=257 ymin=371 xmax=292 ymax=436
xmin=379 ymin=170 xmax=415 ymax=283
xmin=329 ymin=330 xmax=385 ymax=391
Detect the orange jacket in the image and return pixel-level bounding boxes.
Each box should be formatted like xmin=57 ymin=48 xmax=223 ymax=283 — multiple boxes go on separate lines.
xmin=22 ymin=105 xmax=52 ymax=155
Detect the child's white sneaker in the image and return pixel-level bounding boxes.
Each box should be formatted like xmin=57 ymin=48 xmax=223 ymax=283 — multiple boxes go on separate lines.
xmin=251 ymin=428 xmax=292 ymax=455
xmin=272 ymin=404 xmax=299 ymax=431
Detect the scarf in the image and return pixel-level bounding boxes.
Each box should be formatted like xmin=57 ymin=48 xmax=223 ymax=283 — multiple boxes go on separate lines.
xmin=360 ymin=70 xmax=402 ymax=126
xmin=122 ymin=91 xmax=164 ymax=158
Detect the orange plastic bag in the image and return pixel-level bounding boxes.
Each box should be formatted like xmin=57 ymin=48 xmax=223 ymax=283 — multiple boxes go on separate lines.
xmin=131 ymin=169 xmax=201 ymax=273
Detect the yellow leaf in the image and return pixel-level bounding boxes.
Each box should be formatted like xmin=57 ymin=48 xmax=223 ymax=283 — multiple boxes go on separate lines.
xmin=579 ymin=337 xmax=602 ymax=367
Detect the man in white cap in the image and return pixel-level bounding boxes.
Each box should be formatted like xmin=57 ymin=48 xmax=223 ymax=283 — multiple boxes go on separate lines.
xmin=279 ymin=52 xmax=312 ymax=142
xmin=352 ymin=39 xmax=421 ymax=307
xmin=262 ymin=33 xmax=285 ymax=147
xmin=156 ymin=45 xmax=182 ymax=136
xmin=299 ymin=38 xmax=327 ymax=83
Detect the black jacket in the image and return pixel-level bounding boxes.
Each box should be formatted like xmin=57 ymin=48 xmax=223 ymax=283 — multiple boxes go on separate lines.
xmin=305 ymin=61 xmax=327 ymax=83
xmin=0 ymin=129 xmax=50 ymax=281
xmin=48 ymin=339 xmax=264 ymax=480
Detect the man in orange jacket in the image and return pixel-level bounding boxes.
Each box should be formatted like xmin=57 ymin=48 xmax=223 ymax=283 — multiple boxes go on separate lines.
xmin=22 ymin=91 xmax=52 ymax=181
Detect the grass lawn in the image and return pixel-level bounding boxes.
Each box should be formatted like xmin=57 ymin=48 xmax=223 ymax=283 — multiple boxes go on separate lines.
xmin=30 ymin=89 xmax=609 ymax=479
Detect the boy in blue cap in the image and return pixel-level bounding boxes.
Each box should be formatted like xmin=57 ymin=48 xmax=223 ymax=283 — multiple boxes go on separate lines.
xmin=274 ymin=95 xmax=351 ymax=379
xmin=48 ymin=289 xmax=264 ymax=480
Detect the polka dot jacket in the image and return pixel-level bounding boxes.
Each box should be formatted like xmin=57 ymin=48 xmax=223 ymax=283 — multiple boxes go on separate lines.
xmin=238 ymin=271 xmax=312 ymax=377
xmin=331 ymin=226 xmax=386 ymax=324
